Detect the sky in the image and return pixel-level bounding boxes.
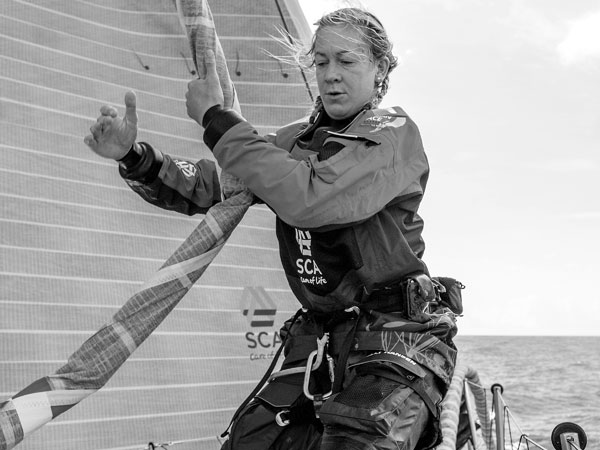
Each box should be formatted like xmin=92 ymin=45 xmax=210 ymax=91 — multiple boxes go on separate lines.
xmin=298 ymin=0 xmax=600 ymax=335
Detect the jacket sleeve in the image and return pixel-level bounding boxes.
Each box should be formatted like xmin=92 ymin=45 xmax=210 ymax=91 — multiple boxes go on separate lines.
xmin=119 ymin=142 xmax=221 ymax=216
xmin=206 ymin=114 xmax=429 ymax=229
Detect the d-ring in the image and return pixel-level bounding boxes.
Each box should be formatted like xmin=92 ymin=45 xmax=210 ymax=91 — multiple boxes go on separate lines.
xmin=275 ymin=410 xmax=290 ymax=427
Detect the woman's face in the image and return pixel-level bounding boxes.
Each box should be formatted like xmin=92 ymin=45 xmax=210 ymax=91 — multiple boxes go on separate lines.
xmin=313 ymin=25 xmax=385 ymax=120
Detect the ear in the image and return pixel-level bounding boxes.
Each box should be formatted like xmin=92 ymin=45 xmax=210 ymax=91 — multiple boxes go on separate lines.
xmin=376 ymin=56 xmax=390 ymax=80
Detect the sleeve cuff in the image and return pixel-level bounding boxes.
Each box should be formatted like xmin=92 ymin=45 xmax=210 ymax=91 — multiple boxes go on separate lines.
xmin=118 ymin=142 xmax=163 ymax=183
xmin=117 ymin=142 xmax=142 ymax=167
xmin=202 ymin=106 xmax=245 ymax=150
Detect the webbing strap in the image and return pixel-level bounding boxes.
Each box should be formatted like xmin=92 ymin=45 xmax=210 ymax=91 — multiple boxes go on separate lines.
xmin=282 ymin=329 xmax=406 ymax=365
xmin=220 ymin=308 xmax=304 ymax=438
xmin=331 ymin=316 xmax=360 ymax=393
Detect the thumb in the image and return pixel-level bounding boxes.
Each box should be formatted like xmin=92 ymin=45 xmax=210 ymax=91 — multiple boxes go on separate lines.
xmin=203 ymin=49 xmax=218 ymax=80
xmin=124 ymin=90 xmax=138 ymax=126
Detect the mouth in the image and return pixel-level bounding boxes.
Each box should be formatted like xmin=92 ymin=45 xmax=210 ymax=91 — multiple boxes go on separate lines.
xmin=325 ymin=92 xmax=345 ymax=99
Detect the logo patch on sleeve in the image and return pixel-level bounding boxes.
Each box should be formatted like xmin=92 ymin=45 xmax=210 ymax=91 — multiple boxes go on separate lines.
xmin=174 ymin=160 xmax=197 ymax=178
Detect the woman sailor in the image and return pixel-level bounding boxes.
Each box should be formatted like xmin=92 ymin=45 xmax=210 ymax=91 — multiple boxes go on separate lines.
xmin=85 ymin=8 xmax=459 ymax=450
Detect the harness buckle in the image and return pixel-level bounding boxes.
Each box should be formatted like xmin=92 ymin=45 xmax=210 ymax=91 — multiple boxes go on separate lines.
xmin=275 ymin=410 xmax=291 ymax=427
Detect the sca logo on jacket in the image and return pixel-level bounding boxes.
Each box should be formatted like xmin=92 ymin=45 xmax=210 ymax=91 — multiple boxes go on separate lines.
xmin=295 ymin=229 xmax=327 ymax=286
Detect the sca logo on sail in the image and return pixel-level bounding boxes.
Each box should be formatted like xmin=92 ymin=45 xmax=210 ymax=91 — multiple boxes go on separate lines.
xmin=241 ymin=287 xmax=281 ymax=361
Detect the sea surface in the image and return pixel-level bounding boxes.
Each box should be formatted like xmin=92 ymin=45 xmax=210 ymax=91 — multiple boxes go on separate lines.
xmin=454 ymin=336 xmax=599 ymax=450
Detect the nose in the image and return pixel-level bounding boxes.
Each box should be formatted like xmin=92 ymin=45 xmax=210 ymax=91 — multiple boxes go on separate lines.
xmin=324 ymin=62 xmax=341 ymax=83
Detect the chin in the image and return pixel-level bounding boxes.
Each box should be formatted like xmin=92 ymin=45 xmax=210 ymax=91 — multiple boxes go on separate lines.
xmin=324 ymin=106 xmax=351 ymax=121
xmin=324 ymin=101 xmax=365 ymax=120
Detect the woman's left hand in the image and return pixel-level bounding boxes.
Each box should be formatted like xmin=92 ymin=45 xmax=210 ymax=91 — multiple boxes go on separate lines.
xmin=186 ymin=50 xmax=225 ymax=126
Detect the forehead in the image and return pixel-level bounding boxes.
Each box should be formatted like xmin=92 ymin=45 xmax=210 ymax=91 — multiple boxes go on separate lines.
xmin=313 ymin=25 xmax=371 ymax=57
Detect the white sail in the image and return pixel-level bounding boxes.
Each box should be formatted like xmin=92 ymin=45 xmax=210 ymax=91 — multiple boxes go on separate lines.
xmin=0 ymin=1 xmax=314 ymax=449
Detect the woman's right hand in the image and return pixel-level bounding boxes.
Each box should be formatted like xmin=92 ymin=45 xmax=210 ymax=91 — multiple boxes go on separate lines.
xmin=84 ymin=91 xmax=138 ymax=160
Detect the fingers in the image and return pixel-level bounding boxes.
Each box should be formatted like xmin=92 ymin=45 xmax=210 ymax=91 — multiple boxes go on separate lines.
xmin=91 ymin=115 xmax=112 ymax=132
xmin=185 ymin=50 xmax=225 ymax=124
xmin=89 ymin=121 xmax=102 ymax=139
xmin=85 ymin=91 xmax=136 ymax=159
xmin=83 ymin=134 xmax=96 ymax=150
xmin=87 ymin=115 xmax=114 ymax=146
xmin=99 ymin=105 xmax=118 ymax=117
xmin=124 ymin=90 xmax=138 ymax=126
xmin=97 ymin=91 xmax=135 ymax=122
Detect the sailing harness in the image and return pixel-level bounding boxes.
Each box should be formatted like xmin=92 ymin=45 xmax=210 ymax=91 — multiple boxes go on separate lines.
xmin=220 ymin=275 xmax=463 ymax=445
xmin=220 ymin=307 xmax=358 ymax=438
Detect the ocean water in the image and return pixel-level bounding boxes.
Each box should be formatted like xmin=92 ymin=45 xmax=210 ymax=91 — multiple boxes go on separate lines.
xmin=454 ymin=336 xmax=600 ymax=450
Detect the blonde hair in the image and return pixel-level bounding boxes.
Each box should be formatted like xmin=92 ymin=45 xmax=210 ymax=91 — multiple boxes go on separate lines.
xmin=309 ymin=8 xmax=398 ymax=107
xmin=268 ymin=7 xmax=398 ymax=110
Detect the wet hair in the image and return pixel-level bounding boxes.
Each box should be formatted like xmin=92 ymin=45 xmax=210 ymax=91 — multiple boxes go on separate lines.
xmin=308 ymin=8 xmax=398 ymax=107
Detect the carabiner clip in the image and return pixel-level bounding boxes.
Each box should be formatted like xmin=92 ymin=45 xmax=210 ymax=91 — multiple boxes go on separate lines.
xmin=275 ymin=409 xmax=290 ymax=427
xmin=303 ymin=350 xmax=334 ymax=401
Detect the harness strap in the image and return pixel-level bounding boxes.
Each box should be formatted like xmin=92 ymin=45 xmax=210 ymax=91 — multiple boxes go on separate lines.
xmin=282 ymin=330 xmax=412 ymax=365
xmin=220 ymin=308 xmax=304 ymax=439
xmin=302 ymin=307 xmax=362 ymax=395
xmin=361 ymin=280 xmax=409 ymax=314
xmin=331 ymin=314 xmax=360 ymax=393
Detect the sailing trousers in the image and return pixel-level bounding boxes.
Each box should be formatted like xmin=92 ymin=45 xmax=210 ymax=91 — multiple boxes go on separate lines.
xmin=219 ymin=367 xmax=434 ymax=450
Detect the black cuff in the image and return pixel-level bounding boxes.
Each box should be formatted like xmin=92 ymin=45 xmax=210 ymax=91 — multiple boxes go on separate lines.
xmin=118 ymin=143 xmax=142 ymax=167
xmin=202 ymin=104 xmax=224 ymax=128
xmin=118 ymin=142 xmax=163 ymax=183
xmin=202 ymin=106 xmax=245 ymax=150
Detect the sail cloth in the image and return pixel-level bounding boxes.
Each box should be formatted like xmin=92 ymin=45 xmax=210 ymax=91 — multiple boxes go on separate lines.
xmin=0 ymin=1 xmax=253 ymax=449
